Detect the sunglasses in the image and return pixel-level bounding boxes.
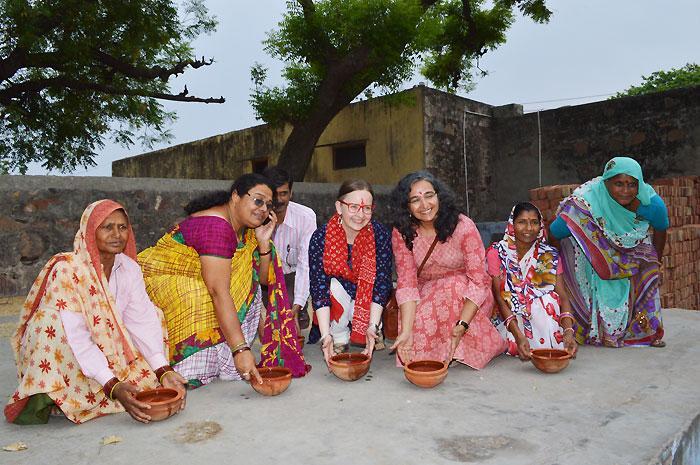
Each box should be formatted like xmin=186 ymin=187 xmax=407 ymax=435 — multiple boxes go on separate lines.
xmin=245 ymin=193 xmax=273 ymax=211
xmin=339 ymin=200 xmax=375 ymax=215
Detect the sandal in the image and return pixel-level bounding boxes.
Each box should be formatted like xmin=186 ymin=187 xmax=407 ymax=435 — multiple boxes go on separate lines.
xmin=650 ymin=339 xmax=666 ymax=348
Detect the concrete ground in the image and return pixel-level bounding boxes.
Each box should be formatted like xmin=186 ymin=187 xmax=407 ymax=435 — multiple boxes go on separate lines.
xmin=0 ymin=300 xmax=698 ymax=465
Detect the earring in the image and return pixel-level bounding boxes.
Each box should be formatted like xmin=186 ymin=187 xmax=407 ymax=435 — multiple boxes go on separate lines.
xmin=338 ymin=216 xmax=343 ymax=225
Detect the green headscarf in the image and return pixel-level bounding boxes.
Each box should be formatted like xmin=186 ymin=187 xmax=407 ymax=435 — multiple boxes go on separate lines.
xmin=578 ymin=156 xmax=657 ymax=248
xmin=570 ymin=156 xmax=658 ymax=341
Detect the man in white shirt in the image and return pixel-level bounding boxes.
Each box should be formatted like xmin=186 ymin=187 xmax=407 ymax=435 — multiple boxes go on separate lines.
xmin=262 ymin=167 xmax=317 ymax=331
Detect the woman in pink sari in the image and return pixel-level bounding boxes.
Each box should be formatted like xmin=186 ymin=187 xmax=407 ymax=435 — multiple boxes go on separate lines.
xmin=389 ymin=172 xmax=506 ymax=368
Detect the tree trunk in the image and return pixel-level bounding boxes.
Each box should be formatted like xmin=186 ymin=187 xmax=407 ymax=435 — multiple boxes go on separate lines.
xmin=276 ymin=95 xmax=353 ymax=181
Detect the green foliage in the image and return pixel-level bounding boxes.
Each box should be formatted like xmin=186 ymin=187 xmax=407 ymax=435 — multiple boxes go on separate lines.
xmin=614 ymin=63 xmax=700 ymax=98
xmin=0 ymin=0 xmax=219 ymax=174
xmin=251 ymin=0 xmax=551 ymax=125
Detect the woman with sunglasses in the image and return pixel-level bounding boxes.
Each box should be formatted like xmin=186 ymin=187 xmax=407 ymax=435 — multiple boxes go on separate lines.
xmin=308 ymin=179 xmax=393 ymax=367
xmin=139 ymin=174 xmax=308 ymax=388
xmin=389 ymin=171 xmax=506 ymax=369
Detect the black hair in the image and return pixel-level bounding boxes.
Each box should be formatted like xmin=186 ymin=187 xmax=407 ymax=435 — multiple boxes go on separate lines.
xmin=184 ymin=173 xmax=274 ymax=215
xmin=390 ymin=171 xmax=461 ymax=250
xmin=337 ymin=179 xmax=374 ymax=200
xmin=262 ymin=166 xmax=294 ymax=191
xmin=512 ymin=202 xmax=541 ymax=222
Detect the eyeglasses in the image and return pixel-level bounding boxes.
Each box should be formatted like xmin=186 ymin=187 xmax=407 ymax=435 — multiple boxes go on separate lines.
xmin=245 ymin=193 xmax=273 ymax=211
xmin=408 ymin=191 xmax=437 ymax=205
xmin=339 ymin=200 xmax=375 ymax=215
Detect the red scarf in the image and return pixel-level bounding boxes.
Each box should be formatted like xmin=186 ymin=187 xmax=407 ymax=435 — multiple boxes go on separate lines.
xmin=323 ymin=213 xmax=376 ymax=344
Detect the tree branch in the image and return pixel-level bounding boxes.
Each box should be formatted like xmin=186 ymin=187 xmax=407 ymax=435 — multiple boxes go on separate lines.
xmin=92 ymin=50 xmax=214 ymax=82
xmin=0 ymin=77 xmax=224 ymax=104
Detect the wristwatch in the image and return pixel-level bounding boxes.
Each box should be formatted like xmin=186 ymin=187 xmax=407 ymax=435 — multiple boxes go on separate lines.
xmin=456 ymin=319 xmax=470 ymax=331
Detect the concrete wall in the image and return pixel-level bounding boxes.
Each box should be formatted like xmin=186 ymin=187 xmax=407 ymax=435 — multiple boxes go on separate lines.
xmin=306 ymin=88 xmax=425 ymax=185
xmin=113 ymin=124 xmax=292 ymax=179
xmin=488 ymin=85 xmax=700 ymax=221
xmin=0 ymin=176 xmax=393 ymax=297
xmin=114 ymin=88 xmax=427 ymax=186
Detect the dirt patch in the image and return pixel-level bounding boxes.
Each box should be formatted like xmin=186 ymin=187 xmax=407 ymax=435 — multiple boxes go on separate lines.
xmin=436 ymin=435 xmax=523 ymax=462
xmin=170 ymin=421 xmax=222 ymax=444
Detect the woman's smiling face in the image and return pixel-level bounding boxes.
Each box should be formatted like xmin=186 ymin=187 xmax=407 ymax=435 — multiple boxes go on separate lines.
xmin=335 ymin=189 xmax=374 ymax=233
xmin=513 ymin=210 xmax=541 ymax=246
xmin=407 ymin=180 xmax=439 ymax=224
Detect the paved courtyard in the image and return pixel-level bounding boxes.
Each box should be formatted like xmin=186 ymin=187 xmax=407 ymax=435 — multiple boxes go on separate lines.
xmin=0 ymin=299 xmax=698 ymax=465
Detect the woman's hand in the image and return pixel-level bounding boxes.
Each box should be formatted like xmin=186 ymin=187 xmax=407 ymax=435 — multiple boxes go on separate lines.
xmin=448 ymin=324 xmax=466 ymax=363
xmin=390 ymin=330 xmax=413 ymax=365
xmin=254 ymin=210 xmax=277 ymax=245
xmin=113 ymin=382 xmax=152 ymax=423
xmin=563 ymin=331 xmax=578 ymax=358
xmin=160 ymin=371 xmax=188 ymax=411
xmin=362 ymin=325 xmax=379 ymax=359
xmin=515 ymin=334 xmax=531 ymax=361
xmin=233 ymin=349 xmax=262 ymax=384
xmin=320 ymin=334 xmax=334 ymax=369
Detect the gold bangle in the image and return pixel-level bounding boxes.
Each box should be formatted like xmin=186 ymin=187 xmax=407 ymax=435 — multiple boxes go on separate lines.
xmin=230 ymin=341 xmax=248 ymax=352
xmin=109 ymin=381 xmax=122 ymax=401
xmin=563 ymin=327 xmax=575 ymax=334
xmin=159 ymin=370 xmax=177 ymax=385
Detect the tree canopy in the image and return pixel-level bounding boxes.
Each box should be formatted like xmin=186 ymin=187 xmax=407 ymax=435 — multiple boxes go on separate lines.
xmin=614 ymin=63 xmax=700 ymax=98
xmin=0 ymin=0 xmax=222 ymax=174
xmin=251 ymin=0 xmax=551 ymax=180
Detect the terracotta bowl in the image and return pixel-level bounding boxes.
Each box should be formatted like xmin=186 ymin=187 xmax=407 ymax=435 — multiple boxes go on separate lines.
xmin=134 ymin=388 xmax=183 ymax=422
xmin=250 ymin=366 xmax=293 ymax=396
xmin=403 ymin=360 xmax=448 ymax=388
xmin=328 ymin=353 xmax=371 ymax=381
xmin=530 ymin=348 xmax=572 ymax=373
xmin=297 ymin=335 xmax=305 ymax=349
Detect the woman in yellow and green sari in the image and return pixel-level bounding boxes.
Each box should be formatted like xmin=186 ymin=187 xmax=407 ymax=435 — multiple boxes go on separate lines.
xmin=139 ymin=174 xmax=308 ymax=388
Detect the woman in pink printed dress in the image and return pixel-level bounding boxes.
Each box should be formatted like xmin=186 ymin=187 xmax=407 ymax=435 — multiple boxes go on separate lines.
xmin=389 ymin=171 xmax=506 ymax=369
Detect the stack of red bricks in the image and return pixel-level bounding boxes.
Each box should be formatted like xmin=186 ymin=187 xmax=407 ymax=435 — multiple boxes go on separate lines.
xmin=528 ymin=176 xmax=700 ymax=310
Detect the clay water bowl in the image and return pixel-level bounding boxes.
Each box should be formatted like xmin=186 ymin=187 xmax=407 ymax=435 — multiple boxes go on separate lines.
xmin=297 ymin=335 xmax=305 ymax=349
xmin=530 ymin=348 xmax=572 ymax=374
xmin=250 ymin=366 xmax=293 ymax=396
xmin=403 ymin=360 xmax=448 ymax=388
xmin=134 ymin=387 xmax=184 ymax=422
xmin=328 ymin=353 xmax=371 ymax=381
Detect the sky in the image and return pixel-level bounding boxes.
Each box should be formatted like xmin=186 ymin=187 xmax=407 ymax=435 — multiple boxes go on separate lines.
xmin=24 ymin=0 xmax=700 ymax=176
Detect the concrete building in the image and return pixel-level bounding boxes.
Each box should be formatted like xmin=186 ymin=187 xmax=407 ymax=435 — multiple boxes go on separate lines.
xmin=113 ymin=85 xmax=700 ymax=222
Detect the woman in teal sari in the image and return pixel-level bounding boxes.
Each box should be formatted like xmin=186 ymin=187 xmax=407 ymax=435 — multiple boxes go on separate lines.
xmin=550 ymin=156 xmax=668 ymax=347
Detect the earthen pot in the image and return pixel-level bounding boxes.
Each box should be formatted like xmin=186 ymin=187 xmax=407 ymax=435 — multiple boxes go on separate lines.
xmin=134 ymin=388 xmax=184 ymax=422
xmin=530 ymin=348 xmax=572 ymax=373
xmin=403 ymin=360 xmax=448 ymax=388
xmin=250 ymin=366 xmax=293 ymax=396
xmin=297 ymin=335 xmax=305 ymax=350
xmin=328 ymin=353 xmax=371 ymax=381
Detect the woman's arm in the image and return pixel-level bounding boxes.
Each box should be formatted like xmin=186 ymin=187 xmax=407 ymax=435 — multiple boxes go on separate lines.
xmin=389 ymin=228 xmax=419 ymax=360
xmin=555 ymin=273 xmax=577 ymax=356
xmin=652 ymin=229 xmax=667 ymax=260
xmin=255 ymin=211 xmax=277 ymax=285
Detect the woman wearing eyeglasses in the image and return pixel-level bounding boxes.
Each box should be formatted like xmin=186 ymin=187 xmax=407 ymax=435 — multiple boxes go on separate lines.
xmin=308 ymin=179 xmax=393 ymax=367
xmin=138 ymin=173 xmax=309 ymax=388
xmin=389 ymin=171 xmax=506 ymax=369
